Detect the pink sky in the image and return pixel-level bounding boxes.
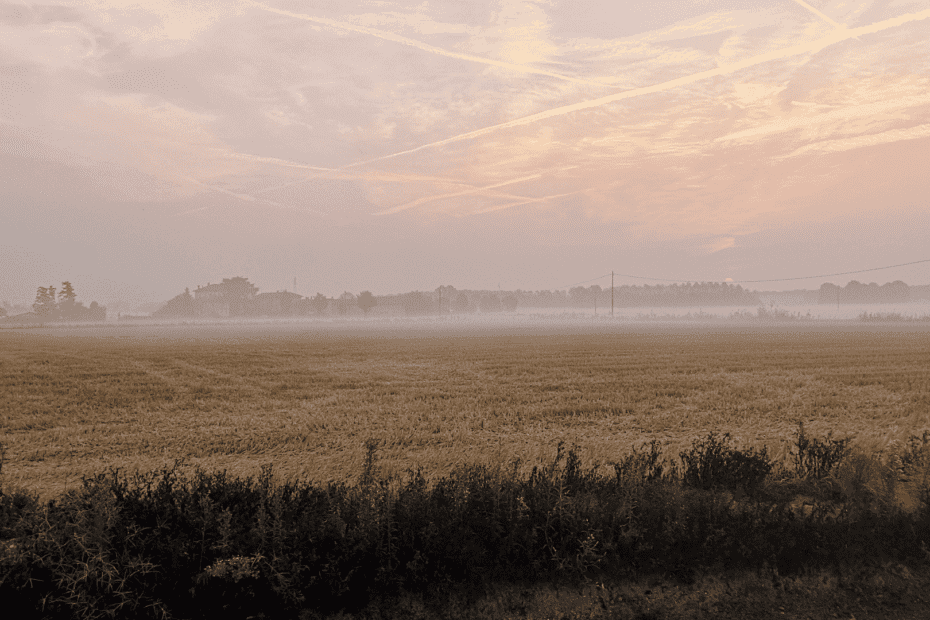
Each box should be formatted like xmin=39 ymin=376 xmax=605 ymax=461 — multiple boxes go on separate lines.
xmin=2 ymin=0 xmax=929 ymax=308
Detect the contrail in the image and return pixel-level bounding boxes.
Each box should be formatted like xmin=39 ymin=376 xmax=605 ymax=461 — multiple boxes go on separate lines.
xmin=243 ymin=0 xmax=617 ymax=88
xmin=474 ymin=189 xmax=585 ymax=214
xmin=785 ymin=122 xmax=930 ymax=159
xmin=212 ymin=146 xmax=544 ymax=206
xmin=374 ymin=173 xmax=543 ymax=215
xmin=789 ymin=0 xmax=847 ymax=30
xmin=183 ymin=176 xmax=256 ymax=202
xmin=176 ymin=177 xmax=326 ymax=216
xmin=346 ymin=8 xmax=930 ymax=167
xmin=213 ymin=148 xmax=512 ymax=195
xmin=716 ymin=93 xmax=930 ymax=143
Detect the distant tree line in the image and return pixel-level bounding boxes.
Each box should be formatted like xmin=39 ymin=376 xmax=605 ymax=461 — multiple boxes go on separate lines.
xmin=818 ymin=280 xmax=910 ymax=304
xmin=147 ymin=276 xmax=923 ymax=321
xmin=10 ymin=282 xmax=107 ymax=322
xmin=565 ymin=282 xmax=760 ymax=308
xmin=152 ymin=278 xmax=382 ymax=319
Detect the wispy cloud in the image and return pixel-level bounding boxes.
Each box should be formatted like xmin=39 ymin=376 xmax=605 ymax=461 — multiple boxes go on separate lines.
xmin=700 ymin=236 xmax=736 ymax=254
xmin=243 ymin=0 xmax=617 ymax=88
xmin=374 ymin=173 xmax=543 ymax=215
xmin=474 ymin=189 xmax=586 ymax=215
xmin=788 ymin=0 xmax=847 ymax=30
xmin=786 ymin=123 xmax=930 ymax=158
xmin=346 ymin=8 xmax=930 ymax=167
xmin=717 ymin=92 xmax=930 ymax=144
xmin=176 ymin=176 xmax=326 ymax=217
xmin=5 ymin=0 xmax=930 ymax=299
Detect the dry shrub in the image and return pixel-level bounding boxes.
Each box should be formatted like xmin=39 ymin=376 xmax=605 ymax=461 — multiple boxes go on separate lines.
xmin=831 ymin=451 xmax=898 ymax=511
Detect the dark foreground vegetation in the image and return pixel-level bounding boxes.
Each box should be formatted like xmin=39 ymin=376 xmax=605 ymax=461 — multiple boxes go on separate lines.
xmin=3 ymin=426 xmax=930 ymax=619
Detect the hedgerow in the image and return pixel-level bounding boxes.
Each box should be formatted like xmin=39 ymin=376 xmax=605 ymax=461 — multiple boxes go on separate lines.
xmin=2 ymin=428 xmax=930 ymax=619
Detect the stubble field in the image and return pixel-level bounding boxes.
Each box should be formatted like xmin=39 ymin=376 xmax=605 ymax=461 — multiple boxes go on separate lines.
xmin=2 ymin=318 xmax=929 ymax=501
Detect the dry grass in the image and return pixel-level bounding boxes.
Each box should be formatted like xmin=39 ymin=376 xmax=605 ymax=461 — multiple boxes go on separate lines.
xmin=2 ymin=320 xmax=929 ymax=501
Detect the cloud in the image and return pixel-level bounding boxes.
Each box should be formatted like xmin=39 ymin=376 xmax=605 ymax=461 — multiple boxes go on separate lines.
xmin=348 ymin=7 xmax=930 ymax=167
xmin=718 ymin=90 xmax=930 ymax=145
xmin=701 ymin=236 xmax=736 ymax=254
xmin=4 ymin=0 xmax=930 ymax=299
xmin=786 ymin=123 xmax=930 ymax=158
xmin=243 ymin=0 xmax=617 ymax=88
xmin=474 ymin=189 xmax=586 ymax=215
xmin=788 ymin=0 xmax=847 ymax=30
xmin=374 ymin=173 xmax=543 ymax=215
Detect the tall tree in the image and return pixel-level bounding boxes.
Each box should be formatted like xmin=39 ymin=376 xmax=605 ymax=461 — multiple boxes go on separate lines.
xmin=33 ymin=286 xmax=57 ymax=317
xmin=58 ymin=281 xmax=77 ymax=317
xmin=59 ymin=281 xmax=76 ymax=305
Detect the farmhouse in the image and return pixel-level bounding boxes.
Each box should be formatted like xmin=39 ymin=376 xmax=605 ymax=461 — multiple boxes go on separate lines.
xmin=193 ymin=277 xmax=258 ymax=317
xmin=254 ymin=290 xmax=306 ymax=316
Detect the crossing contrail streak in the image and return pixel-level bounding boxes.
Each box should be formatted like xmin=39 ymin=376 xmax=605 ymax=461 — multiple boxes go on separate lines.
xmin=789 ymin=0 xmax=847 ymax=30
xmin=374 ymin=173 xmax=543 ymax=215
xmin=346 ymin=8 xmax=930 ymax=168
xmin=212 ymin=148 xmax=517 ymax=195
xmin=176 ymin=177 xmax=326 ymax=216
xmin=474 ymin=189 xmax=586 ymax=214
xmin=243 ymin=0 xmax=617 ymax=88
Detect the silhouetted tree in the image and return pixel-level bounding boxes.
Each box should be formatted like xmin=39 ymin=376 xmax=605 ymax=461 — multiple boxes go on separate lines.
xmin=58 ymin=281 xmax=76 ymax=305
xmin=452 ymin=293 xmax=470 ymax=313
xmin=153 ymin=288 xmax=196 ymax=318
xmin=502 ymin=294 xmax=518 ymax=312
xmin=87 ymin=301 xmax=106 ymax=321
xmin=58 ymin=281 xmax=78 ymax=318
xmin=357 ymin=291 xmax=377 ymax=315
xmin=817 ymin=280 xmax=909 ymax=305
xmin=479 ymin=294 xmax=502 ymax=313
xmin=400 ymin=291 xmax=436 ymax=315
xmin=33 ymin=286 xmax=57 ymax=317
xmin=310 ymin=293 xmax=328 ymax=316
xmin=336 ymin=292 xmax=355 ymax=316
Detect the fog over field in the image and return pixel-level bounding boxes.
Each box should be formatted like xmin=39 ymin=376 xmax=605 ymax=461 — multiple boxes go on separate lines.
xmin=5 ymin=5 xmax=930 ymax=612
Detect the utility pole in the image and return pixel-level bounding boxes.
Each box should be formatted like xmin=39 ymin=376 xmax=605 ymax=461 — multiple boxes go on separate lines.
xmin=611 ymin=271 xmax=614 ymax=317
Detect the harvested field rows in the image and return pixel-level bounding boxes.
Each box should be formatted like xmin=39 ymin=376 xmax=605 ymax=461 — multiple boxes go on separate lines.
xmin=2 ymin=321 xmax=929 ymax=500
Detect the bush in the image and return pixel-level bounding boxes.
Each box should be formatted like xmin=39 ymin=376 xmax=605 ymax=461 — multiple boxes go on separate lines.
xmin=792 ymin=422 xmax=851 ymax=479
xmin=610 ymin=440 xmax=668 ymax=485
xmin=6 ymin=433 xmax=930 ymax=617
xmin=679 ymin=433 xmax=772 ymax=494
xmin=832 ymin=451 xmax=898 ymax=512
xmin=899 ymin=431 xmax=930 ymax=472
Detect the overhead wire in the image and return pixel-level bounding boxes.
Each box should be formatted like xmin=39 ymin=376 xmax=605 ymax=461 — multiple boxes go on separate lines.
xmin=551 ymin=259 xmax=930 ymax=290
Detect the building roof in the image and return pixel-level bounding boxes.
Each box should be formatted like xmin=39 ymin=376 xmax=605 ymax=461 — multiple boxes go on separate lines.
xmin=194 ymin=277 xmax=258 ymax=297
xmin=255 ymin=291 xmax=304 ymax=299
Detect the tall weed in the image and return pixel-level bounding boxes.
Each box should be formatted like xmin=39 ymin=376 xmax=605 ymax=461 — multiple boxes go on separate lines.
xmin=791 ymin=422 xmax=851 ymax=479
xmin=679 ymin=432 xmax=772 ymax=494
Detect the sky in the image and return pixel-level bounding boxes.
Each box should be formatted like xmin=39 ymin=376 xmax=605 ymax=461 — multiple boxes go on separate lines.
xmin=2 ymin=0 xmax=930 ymax=309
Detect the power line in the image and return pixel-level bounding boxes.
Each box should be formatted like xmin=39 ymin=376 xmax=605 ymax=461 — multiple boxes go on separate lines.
xmin=554 ymin=273 xmax=613 ymax=290
xmin=553 ymin=259 xmax=930 ymax=290
xmin=729 ymin=259 xmax=930 ymax=283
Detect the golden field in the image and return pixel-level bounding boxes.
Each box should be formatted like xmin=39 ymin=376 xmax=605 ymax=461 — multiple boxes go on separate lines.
xmin=2 ymin=318 xmax=929 ymax=501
